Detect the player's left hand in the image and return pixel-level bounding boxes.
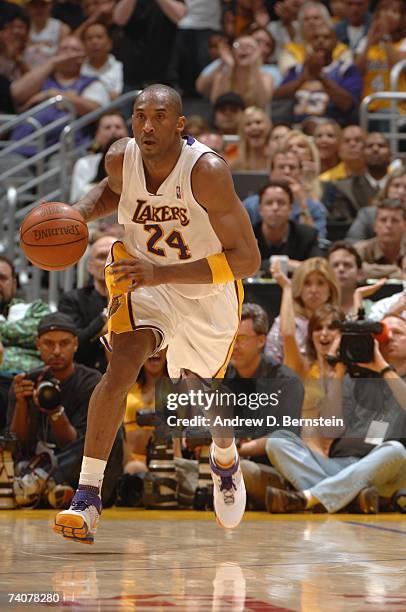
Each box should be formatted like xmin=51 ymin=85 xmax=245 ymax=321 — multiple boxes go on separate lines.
xmin=110 ymin=258 xmax=161 ymax=288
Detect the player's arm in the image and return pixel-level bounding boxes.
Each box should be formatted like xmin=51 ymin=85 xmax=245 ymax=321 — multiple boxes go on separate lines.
xmin=72 ymin=137 xmax=129 ymax=222
xmin=112 ymin=154 xmax=261 ymax=286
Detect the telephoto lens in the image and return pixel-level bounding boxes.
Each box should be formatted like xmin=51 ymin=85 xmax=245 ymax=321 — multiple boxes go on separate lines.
xmin=37 ymin=380 xmax=62 ymax=411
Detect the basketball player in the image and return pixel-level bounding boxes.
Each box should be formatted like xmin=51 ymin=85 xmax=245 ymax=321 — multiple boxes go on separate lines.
xmin=53 ymin=84 xmax=260 ymax=543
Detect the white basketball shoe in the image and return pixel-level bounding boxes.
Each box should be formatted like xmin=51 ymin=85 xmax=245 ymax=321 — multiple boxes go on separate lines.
xmin=209 ymin=449 xmax=246 ymax=529
xmin=53 ymin=486 xmax=101 ymax=544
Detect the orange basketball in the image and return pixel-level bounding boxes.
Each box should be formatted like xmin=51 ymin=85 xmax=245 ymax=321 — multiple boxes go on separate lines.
xmin=19 ymin=202 xmax=89 ymax=271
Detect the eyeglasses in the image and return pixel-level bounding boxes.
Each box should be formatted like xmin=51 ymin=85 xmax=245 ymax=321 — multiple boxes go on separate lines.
xmin=235 ymin=334 xmax=259 ymax=344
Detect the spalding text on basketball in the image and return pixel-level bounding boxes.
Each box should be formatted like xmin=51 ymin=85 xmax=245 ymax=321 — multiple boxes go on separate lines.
xmin=33 ymin=225 xmax=81 ymax=241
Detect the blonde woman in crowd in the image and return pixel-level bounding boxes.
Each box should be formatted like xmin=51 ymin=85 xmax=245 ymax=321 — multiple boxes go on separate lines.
xmin=271 ymin=259 xmax=346 ymax=454
xmin=314 ymin=120 xmax=346 ymax=181
xmin=230 ymin=106 xmax=272 ymax=172
xmin=282 ymin=129 xmax=322 ymax=200
xmin=265 ymin=257 xmax=340 ymax=363
xmin=210 ymin=33 xmax=274 ymax=109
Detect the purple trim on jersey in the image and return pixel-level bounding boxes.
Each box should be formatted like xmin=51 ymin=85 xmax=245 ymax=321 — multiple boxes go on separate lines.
xmin=184 ymin=135 xmax=195 ymax=145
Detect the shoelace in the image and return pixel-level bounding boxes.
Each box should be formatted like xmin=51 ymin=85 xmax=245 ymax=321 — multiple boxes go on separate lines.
xmin=219 ymin=476 xmax=236 ymax=505
xmin=71 ymin=499 xmax=93 ymax=512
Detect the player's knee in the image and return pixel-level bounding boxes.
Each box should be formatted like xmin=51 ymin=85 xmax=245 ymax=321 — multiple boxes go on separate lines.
xmin=104 ymin=358 xmax=143 ymax=393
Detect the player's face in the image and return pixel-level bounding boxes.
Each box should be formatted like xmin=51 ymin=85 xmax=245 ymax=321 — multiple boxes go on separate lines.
xmin=0 ymin=261 xmax=16 ymax=308
xmin=132 ymin=97 xmax=185 ymax=160
xmin=36 ymin=331 xmax=78 ymax=372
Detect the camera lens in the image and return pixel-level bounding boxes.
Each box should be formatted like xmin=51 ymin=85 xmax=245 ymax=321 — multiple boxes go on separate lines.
xmin=37 ymin=381 xmax=62 ymax=411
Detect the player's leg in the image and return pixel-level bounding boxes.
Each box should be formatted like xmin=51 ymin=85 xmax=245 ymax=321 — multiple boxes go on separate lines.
xmin=53 ymin=328 xmax=156 ymax=543
xmin=170 ymin=281 xmax=245 ymax=529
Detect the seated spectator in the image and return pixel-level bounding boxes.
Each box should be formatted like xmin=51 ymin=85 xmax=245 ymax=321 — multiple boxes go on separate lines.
xmin=335 ymin=0 xmax=371 ymax=52
xmin=230 ymin=106 xmax=271 ymax=172
xmin=265 ymin=314 xmax=406 ymax=514
xmin=112 ymin=0 xmax=187 ymax=88
xmin=355 ymin=0 xmax=406 ymax=117
xmin=0 ymin=11 xmax=29 ymax=80
xmin=272 ymin=258 xmax=346 ymax=453
xmin=24 ymin=0 xmax=71 ymax=68
xmin=330 ymin=132 xmax=392 ymax=222
xmin=369 ymin=254 xmax=406 ymax=321
xmin=183 ymin=115 xmax=209 ymax=139
xmin=211 ymin=92 xmax=245 ymax=163
xmin=74 ymin=0 xmax=115 ymax=38
xmin=254 ymin=179 xmax=323 ymax=274
xmin=222 ymin=0 xmax=270 ymax=39
xmin=123 ymin=349 xmax=168 ymax=475
xmin=268 ymin=122 xmax=291 ymax=157
xmin=225 ymin=302 xmax=304 ymax=510
xmin=58 ymin=236 xmax=116 ymax=373
xmin=209 ymin=33 xmax=274 ymax=109
xmin=347 ymin=168 xmax=406 ymax=243
xmin=336 ymin=124 xmax=366 ymax=176
xmin=267 ymin=0 xmax=301 ymax=63
xmin=265 ymin=257 xmax=341 ymax=363
xmin=354 ymin=199 xmax=406 ymax=279
xmin=275 ymin=25 xmax=362 ymax=126
xmin=328 ymin=240 xmax=386 ymax=316
xmin=195 ymin=32 xmax=230 ymax=98
xmin=198 ymin=131 xmax=224 ymax=154
xmin=314 ymin=119 xmax=344 ymax=180
xmin=80 ymin=22 xmax=123 ymax=100
xmin=279 ymin=1 xmax=352 ymax=75
xmin=282 ymin=129 xmax=321 ymax=201
xmin=70 ymin=110 xmax=128 ymax=202
xmin=11 ymin=35 xmax=110 ymax=154
xmin=244 ymin=149 xmax=327 ymax=238
xmin=0 ymin=256 xmax=50 ymax=430
xmin=8 ymin=312 xmax=122 ymax=507
xmin=244 ymin=24 xmax=282 ymax=87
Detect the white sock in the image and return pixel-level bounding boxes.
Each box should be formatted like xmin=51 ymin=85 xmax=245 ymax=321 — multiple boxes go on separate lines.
xmin=79 ymin=456 xmax=107 ymax=494
xmin=213 ymin=441 xmax=237 ymax=467
xmin=303 ymin=489 xmax=317 ymax=509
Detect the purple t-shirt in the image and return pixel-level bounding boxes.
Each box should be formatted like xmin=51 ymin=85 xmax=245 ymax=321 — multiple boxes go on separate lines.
xmin=281 ymin=60 xmax=362 ymax=125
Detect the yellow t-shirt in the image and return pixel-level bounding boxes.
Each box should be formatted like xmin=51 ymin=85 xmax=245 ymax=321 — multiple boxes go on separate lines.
xmin=320 ymin=162 xmax=348 ymax=182
xmin=280 ymin=42 xmax=352 ymax=75
xmin=363 ymin=39 xmax=406 ymax=111
xmin=124 ymin=383 xmax=154 ymax=433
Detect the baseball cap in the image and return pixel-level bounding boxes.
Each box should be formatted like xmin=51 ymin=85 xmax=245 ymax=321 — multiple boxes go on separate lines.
xmin=38 ymin=313 xmax=77 ymax=337
xmin=214 ymin=92 xmax=245 ymax=111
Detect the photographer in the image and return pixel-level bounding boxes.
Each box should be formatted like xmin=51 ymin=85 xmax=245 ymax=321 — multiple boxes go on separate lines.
xmin=7 ymin=312 xmax=122 ymax=508
xmin=265 ymin=314 xmax=406 ymax=514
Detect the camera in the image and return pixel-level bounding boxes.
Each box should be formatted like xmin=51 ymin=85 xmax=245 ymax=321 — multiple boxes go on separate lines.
xmin=327 ymin=319 xmax=385 ymax=366
xmin=26 ymin=368 xmax=62 ymax=411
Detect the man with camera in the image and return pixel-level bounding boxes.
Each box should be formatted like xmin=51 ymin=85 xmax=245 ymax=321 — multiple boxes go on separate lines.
xmin=7 ymin=312 xmax=122 ymax=508
xmin=265 ymin=314 xmax=406 ymax=514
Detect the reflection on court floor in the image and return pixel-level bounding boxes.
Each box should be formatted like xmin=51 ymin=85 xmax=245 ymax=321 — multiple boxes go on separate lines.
xmin=0 ymin=509 xmax=405 ymax=611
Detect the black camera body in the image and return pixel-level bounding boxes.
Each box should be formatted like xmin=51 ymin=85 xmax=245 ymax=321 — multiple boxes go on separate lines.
xmin=26 ymin=368 xmax=62 ymax=411
xmin=328 ymin=320 xmax=384 ymax=366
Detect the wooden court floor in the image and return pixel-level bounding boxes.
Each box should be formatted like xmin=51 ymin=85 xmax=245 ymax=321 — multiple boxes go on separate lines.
xmin=0 ymin=509 xmax=405 ymax=611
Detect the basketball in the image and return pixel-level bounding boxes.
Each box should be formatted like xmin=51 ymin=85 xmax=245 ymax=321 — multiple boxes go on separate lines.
xmin=19 ymin=202 xmax=89 ymax=271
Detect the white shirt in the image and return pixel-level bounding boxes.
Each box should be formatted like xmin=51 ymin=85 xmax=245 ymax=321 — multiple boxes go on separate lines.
xmin=81 ymin=55 xmax=124 ymax=97
xmin=81 ymin=80 xmax=111 ymax=107
xmin=70 ymin=153 xmax=102 ymax=203
xmin=368 ymin=286 xmax=406 ymax=321
xmin=179 ymin=0 xmax=221 ymax=30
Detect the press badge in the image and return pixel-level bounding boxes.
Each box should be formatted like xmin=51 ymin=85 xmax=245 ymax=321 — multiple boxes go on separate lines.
xmin=364 ymin=420 xmax=389 ymax=445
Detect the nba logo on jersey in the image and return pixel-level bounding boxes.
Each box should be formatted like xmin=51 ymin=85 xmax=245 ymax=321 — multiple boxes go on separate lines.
xmin=176 ymin=185 xmax=181 ymax=200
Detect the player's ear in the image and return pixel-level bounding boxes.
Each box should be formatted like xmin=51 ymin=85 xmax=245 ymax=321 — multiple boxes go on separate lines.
xmin=177 ymin=115 xmax=186 ymax=133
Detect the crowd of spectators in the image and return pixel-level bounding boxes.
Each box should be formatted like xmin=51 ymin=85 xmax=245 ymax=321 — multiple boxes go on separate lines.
xmin=0 ymin=0 xmax=406 ymax=515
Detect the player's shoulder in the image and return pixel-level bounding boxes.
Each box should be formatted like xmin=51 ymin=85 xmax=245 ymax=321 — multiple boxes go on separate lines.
xmin=105 ymin=137 xmax=130 ymax=177
xmin=192 ymin=151 xmax=230 ymax=182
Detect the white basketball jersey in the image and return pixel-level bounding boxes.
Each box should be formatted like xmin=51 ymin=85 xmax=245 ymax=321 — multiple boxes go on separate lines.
xmin=118 ymin=136 xmax=224 ymax=299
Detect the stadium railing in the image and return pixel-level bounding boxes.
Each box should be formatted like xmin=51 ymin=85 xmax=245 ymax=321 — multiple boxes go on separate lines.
xmin=360 ymin=89 xmax=406 ymax=156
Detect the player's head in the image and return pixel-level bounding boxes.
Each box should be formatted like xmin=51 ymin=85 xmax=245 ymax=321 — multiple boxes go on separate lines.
xmin=132 ymin=85 xmax=185 ymax=160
